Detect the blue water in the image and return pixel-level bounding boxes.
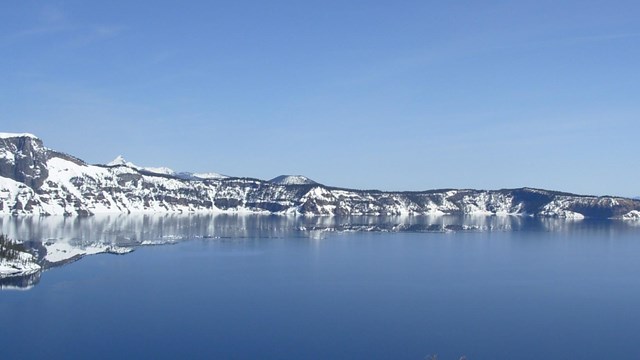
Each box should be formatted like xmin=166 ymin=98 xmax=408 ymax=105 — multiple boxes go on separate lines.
xmin=1 ymin=215 xmax=640 ymax=359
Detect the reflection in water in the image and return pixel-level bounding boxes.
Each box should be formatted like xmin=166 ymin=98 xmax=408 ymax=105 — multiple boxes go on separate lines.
xmin=0 ymin=270 xmax=40 ymax=290
xmin=0 ymin=214 xmax=637 ymax=289
xmin=1 ymin=213 xmax=637 ymax=244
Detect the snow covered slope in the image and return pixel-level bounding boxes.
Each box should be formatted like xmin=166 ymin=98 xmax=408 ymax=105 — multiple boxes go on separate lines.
xmin=270 ymin=175 xmax=317 ymax=185
xmin=0 ymin=133 xmax=639 ymax=218
xmin=191 ymin=172 xmax=227 ymax=180
xmin=0 ymin=250 xmax=40 ymax=278
xmin=106 ymin=155 xmax=227 ymax=179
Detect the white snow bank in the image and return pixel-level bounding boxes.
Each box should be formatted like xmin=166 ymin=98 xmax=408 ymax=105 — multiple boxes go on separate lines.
xmin=43 ymin=241 xmax=133 ymax=263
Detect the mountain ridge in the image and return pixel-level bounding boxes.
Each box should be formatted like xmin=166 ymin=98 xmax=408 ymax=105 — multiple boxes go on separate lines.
xmin=1 ymin=133 xmax=639 ymax=219
xmin=269 ymin=175 xmax=317 ymax=185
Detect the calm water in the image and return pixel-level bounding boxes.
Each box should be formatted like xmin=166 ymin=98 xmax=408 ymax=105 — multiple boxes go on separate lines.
xmin=1 ymin=215 xmax=640 ymax=359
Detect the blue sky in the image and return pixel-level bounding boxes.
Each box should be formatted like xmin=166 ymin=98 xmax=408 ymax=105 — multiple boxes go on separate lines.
xmin=1 ymin=1 xmax=639 ymax=196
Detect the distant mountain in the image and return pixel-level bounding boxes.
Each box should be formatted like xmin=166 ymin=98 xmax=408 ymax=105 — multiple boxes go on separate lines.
xmin=190 ymin=172 xmax=227 ymax=180
xmin=106 ymin=155 xmax=227 ymax=179
xmin=269 ymin=175 xmax=317 ymax=185
xmin=1 ymin=132 xmax=640 ymax=219
xmin=107 ymin=155 xmax=138 ymax=168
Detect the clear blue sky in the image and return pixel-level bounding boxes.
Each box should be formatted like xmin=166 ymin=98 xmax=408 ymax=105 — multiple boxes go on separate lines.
xmin=1 ymin=1 xmax=639 ymax=196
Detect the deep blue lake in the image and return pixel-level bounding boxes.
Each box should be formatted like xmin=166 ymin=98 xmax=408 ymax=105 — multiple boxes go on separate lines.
xmin=1 ymin=215 xmax=640 ymax=359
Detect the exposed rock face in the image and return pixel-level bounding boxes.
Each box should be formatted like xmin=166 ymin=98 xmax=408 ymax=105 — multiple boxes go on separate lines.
xmin=0 ymin=135 xmax=49 ymax=189
xmin=0 ymin=133 xmax=639 ymax=218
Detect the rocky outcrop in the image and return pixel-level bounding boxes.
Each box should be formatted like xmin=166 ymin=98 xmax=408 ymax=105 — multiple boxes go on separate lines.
xmin=0 ymin=134 xmax=49 ymax=189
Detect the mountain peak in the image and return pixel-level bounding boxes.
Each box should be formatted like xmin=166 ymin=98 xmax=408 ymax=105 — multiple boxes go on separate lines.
xmin=269 ymin=175 xmax=317 ymax=185
xmin=105 ymin=156 xmax=226 ymax=179
xmin=107 ymin=155 xmax=137 ymax=168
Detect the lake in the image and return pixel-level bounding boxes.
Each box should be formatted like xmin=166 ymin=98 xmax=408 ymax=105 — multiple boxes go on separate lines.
xmin=1 ymin=214 xmax=640 ymax=359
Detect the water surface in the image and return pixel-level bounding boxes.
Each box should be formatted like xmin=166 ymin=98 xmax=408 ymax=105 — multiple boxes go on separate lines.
xmin=1 ymin=215 xmax=639 ymax=359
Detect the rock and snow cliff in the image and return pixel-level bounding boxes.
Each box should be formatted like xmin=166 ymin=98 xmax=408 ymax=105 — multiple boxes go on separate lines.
xmin=1 ymin=133 xmax=639 ymax=218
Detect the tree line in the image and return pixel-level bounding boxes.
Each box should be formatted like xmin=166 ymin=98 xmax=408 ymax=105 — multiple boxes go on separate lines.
xmin=0 ymin=234 xmax=27 ymax=261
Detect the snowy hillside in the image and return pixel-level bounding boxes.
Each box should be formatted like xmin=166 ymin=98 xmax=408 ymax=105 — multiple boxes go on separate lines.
xmin=106 ymin=155 xmax=227 ymax=179
xmin=0 ymin=133 xmax=639 ymax=218
xmin=269 ymin=175 xmax=317 ymax=185
xmin=191 ymin=172 xmax=227 ymax=180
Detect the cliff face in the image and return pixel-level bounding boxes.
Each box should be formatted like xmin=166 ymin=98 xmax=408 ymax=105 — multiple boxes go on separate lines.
xmin=0 ymin=134 xmax=49 ymax=189
xmin=0 ymin=133 xmax=638 ymax=218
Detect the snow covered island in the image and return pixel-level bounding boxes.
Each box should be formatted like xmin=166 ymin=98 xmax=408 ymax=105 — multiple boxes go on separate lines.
xmin=0 ymin=234 xmax=40 ymax=279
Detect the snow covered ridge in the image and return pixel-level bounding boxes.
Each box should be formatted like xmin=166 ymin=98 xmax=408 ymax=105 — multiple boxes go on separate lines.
xmin=1 ymin=133 xmax=640 ymax=218
xmin=269 ymin=175 xmax=317 ymax=185
xmin=107 ymin=155 xmax=227 ymax=179
xmin=0 ymin=132 xmax=39 ymax=139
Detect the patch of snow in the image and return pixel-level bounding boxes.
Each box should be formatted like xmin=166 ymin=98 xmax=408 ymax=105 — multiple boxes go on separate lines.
xmin=541 ymin=210 xmax=585 ymax=219
xmin=623 ymin=210 xmax=640 ymax=220
xmin=562 ymin=211 xmax=585 ymax=220
xmin=45 ymin=157 xmax=110 ymax=200
xmin=191 ymin=172 xmax=227 ymax=180
xmin=141 ymin=239 xmax=177 ymax=245
xmin=106 ymin=246 xmax=134 ymax=254
xmin=143 ymin=166 xmax=175 ymax=175
xmin=0 ymin=251 xmax=41 ymax=278
xmin=270 ymin=175 xmax=316 ymax=185
xmin=0 ymin=175 xmax=25 ymax=195
xmin=0 ymin=175 xmax=39 ymax=215
xmin=106 ymin=158 xmax=226 ymax=180
xmin=0 ymin=149 xmax=15 ymax=164
xmin=43 ymin=241 xmax=132 ymax=263
xmin=0 ymin=133 xmax=39 ymax=140
xmin=302 ymin=187 xmax=335 ymax=201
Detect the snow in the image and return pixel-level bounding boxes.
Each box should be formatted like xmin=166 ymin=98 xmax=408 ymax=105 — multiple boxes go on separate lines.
xmin=270 ymin=175 xmax=316 ymax=185
xmin=106 ymin=156 xmax=226 ymax=180
xmin=561 ymin=211 xmax=585 ymax=220
xmin=623 ymin=210 xmax=640 ymax=220
xmin=107 ymin=155 xmax=138 ymax=168
xmin=0 ymin=175 xmax=26 ymax=195
xmin=143 ymin=166 xmax=176 ymax=175
xmin=304 ymin=187 xmax=333 ymax=199
xmin=540 ymin=208 xmax=585 ymax=219
xmin=46 ymin=157 xmax=109 ymax=198
xmin=0 ymin=149 xmax=15 ymax=164
xmin=459 ymin=192 xmax=519 ymax=215
xmin=0 ymin=175 xmax=38 ymax=215
xmin=107 ymin=155 xmax=182 ymax=176
xmin=191 ymin=172 xmax=227 ymax=179
xmin=0 ymin=138 xmax=636 ymax=218
xmin=0 ymin=251 xmax=41 ymax=277
xmin=43 ymin=241 xmax=133 ymax=263
xmin=141 ymin=239 xmax=177 ymax=245
xmin=0 ymin=133 xmax=39 ymax=140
